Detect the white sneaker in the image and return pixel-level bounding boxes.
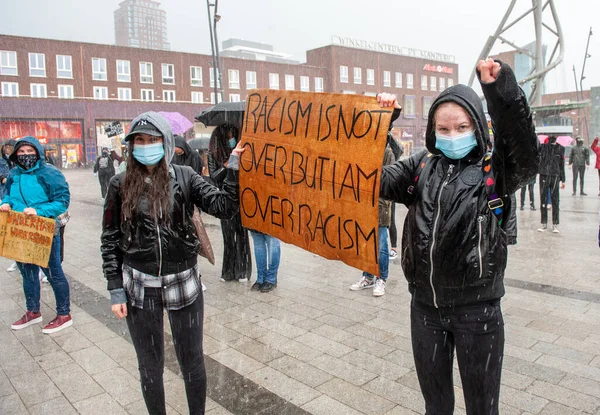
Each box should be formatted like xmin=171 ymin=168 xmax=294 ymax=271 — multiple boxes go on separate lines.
xmin=552 ymin=225 xmax=559 ymax=233
xmin=350 ymin=276 xmax=375 ymax=291
xmin=373 ymin=278 xmax=386 ymax=297
xmin=201 ymin=282 xmax=206 ymax=292
xmin=39 ymin=270 xmax=49 ymax=283
xmin=238 ymin=277 xmax=248 ymax=282
xmin=7 ymin=262 xmax=17 ymax=272
xmin=389 ymin=250 xmax=398 ymax=259
xmin=537 ymin=225 xmax=547 ymax=232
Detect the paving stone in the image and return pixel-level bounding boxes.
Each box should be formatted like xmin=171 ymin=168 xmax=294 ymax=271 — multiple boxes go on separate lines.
xmin=268 ymin=355 xmax=333 ymax=388
xmin=502 ymin=355 xmax=566 ymax=385
xmin=293 ymin=318 xmax=324 ymax=331
xmin=95 ymin=336 xmax=138 ymax=363
xmin=0 ymin=394 xmax=28 ymax=415
xmin=532 ymin=340 xmax=595 ymax=364
xmin=46 ymin=362 xmax=104 ymax=403
xmin=501 ymin=369 xmax=535 ymax=390
xmin=93 ymin=367 xmax=142 ymax=407
xmin=504 ymin=342 xmax=543 ymax=362
xmin=341 ymin=350 xmax=411 ymax=381
xmin=310 ymin=354 xmax=377 ymax=386
xmin=301 ymin=394 xmax=363 ymax=415
xmin=554 ymin=335 xmax=600 ymax=356
xmin=559 ymin=373 xmax=600 ymax=399
xmin=0 ymin=348 xmax=42 ymax=378
xmin=228 ymin=335 xmax=284 ymax=363
xmin=526 ymin=380 xmax=600 ymax=413
xmin=528 ymin=319 xmax=589 ymax=341
xmin=9 ymin=370 xmax=62 ymax=406
xmin=247 ymin=366 xmax=321 ymax=406
xmin=28 ymin=395 xmax=78 ymax=415
xmin=204 ymin=321 xmax=244 ymax=343
xmin=18 ymin=331 xmax=62 ymax=357
xmin=224 ymin=319 xmax=269 ymax=339
xmin=75 ymin=320 xmax=119 ymax=343
xmin=536 ymin=354 xmax=600 ymax=382
xmin=539 ymin=401 xmax=591 ymax=415
xmin=295 ymin=332 xmax=354 ymax=358
xmin=163 ymin=377 xmax=189 ymax=414
xmin=384 ymin=349 xmax=416 ymax=370
xmin=70 ymin=346 xmax=120 ymax=375
xmin=257 ymin=317 xmax=307 ymax=338
xmin=256 ymin=331 xmax=323 ymax=362
xmin=210 ymin=347 xmax=264 ymax=376
xmin=203 ymin=334 xmax=230 ymax=355
xmin=311 ymin=323 xmax=355 ymax=342
xmin=342 ymin=333 xmax=397 ymax=358
xmin=73 ymin=392 xmax=128 ymax=415
xmin=346 ymin=322 xmax=397 ymax=343
xmin=363 ymin=376 xmax=425 ymax=413
xmin=499 ymin=385 xmax=549 ymax=413
xmin=35 ymin=349 xmax=75 ymax=370
xmin=53 ymin=330 xmax=94 ymax=353
xmin=317 ymin=378 xmax=396 ymax=415
xmin=316 ymin=313 xmax=356 ymax=329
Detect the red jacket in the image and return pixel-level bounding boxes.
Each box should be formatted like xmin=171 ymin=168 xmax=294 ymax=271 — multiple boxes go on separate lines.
xmin=591 ymin=138 xmax=600 ymax=169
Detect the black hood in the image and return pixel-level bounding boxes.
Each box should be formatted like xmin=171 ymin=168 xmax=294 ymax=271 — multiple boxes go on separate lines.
xmin=174 ymin=135 xmax=192 ymax=156
xmin=425 ymin=84 xmax=490 ymax=160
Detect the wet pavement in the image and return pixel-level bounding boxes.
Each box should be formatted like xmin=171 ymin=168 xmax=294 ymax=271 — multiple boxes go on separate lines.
xmin=1 ymin=166 xmax=599 ymax=415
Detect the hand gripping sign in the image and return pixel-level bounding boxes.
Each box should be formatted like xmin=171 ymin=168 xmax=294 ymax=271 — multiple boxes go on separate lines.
xmin=239 ymin=90 xmax=393 ymax=276
xmin=0 ymin=211 xmax=55 ymax=268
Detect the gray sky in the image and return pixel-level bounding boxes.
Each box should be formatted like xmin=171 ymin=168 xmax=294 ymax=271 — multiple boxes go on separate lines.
xmin=1 ymin=0 xmax=597 ymax=94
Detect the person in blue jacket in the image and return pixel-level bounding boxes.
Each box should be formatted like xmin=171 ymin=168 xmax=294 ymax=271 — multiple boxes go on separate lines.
xmin=0 ymin=136 xmax=72 ymax=334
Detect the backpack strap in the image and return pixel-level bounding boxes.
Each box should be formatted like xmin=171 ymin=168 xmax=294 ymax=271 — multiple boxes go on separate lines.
xmin=407 ymin=152 xmax=434 ymax=196
xmin=481 ymin=152 xmax=505 ymax=225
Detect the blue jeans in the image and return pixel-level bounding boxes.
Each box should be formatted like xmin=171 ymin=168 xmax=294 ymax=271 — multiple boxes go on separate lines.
xmin=250 ymin=231 xmax=280 ymax=284
xmin=18 ymin=234 xmax=70 ymax=315
xmin=362 ymin=226 xmax=389 ymax=281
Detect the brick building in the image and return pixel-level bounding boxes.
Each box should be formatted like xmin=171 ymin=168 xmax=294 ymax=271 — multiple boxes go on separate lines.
xmin=0 ymin=34 xmax=458 ymax=165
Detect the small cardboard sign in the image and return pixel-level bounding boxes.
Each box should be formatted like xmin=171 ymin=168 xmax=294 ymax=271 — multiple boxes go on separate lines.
xmin=0 ymin=211 xmax=55 ymax=267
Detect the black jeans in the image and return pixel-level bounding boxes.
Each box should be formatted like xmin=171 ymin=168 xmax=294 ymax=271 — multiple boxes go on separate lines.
xmin=520 ymin=184 xmax=535 ymax=207
xmin=98 ymin=172 xmax=112 ymax=198
xmin=539 ymin=174 xmax=560 ymax=225
xmin=389 ymin=202 xmax=397 ymax=248
xmin=411 ymin=300 xmax=504 ymax=415
xmin=572 ymin=165 xmax=586 ymax=193
xmin=126 ymin=288 xmax=206 ymax=415
xmin=220 ymin=212 xmax=252 ymax=281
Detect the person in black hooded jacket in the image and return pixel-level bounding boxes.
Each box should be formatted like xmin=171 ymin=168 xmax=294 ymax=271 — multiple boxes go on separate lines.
xmin=172 ymin=135 xmax=204 ymax=174
xmin=377 ymin=58 xmax=538 ymax=415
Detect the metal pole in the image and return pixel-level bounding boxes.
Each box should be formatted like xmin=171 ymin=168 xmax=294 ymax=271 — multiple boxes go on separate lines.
xmin=531 ymin=0 xmax=544 ymax=106
xmin=213 ymin=0 xmax=225 ymax=102
xmin=580 ymin=27 xmax=593 ymax=143
xmin=573 ymin=65 xmax=582 ymax=138
xmin=206 ymin=0 xmax=219 ymax=103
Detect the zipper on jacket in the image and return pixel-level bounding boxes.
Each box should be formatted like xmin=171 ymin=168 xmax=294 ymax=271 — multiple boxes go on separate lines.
xmin=156 ymin=223 xmax=163 ymax=278
xmin=477 ymin=215 xmax=484 ymax=280
xmin=429 ymin=164 xmax=454 ymax=308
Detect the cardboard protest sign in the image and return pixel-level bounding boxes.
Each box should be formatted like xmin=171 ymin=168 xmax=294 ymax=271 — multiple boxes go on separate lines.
xmin=239 ymin=90 xmax=393 ymax=275
xmin=0 ymin=211 xmax=55 ymax=267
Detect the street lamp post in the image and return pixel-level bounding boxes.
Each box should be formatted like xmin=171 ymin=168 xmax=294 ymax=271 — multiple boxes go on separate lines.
xmin=579 ymin=27 xmax=593 ymax=143
xmin=206 ymin=0 xmax=219 ymax=103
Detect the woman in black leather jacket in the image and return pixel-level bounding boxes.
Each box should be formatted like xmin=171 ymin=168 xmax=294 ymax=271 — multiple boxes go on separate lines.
xmin=377 ymin=59 xmax=539 ymax=415
xmin=101 ymin=111 xmax=244 ymax=415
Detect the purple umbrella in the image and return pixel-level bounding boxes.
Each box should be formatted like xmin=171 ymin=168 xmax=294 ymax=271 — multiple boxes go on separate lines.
xmin=158 ymin=111 xmax=195 ymax=135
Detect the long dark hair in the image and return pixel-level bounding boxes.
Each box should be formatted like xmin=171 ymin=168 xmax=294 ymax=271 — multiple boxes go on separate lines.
xmin=209 ymin=124 xmax=238 ymax=166
xmin=121 ymin=141 xmax=172 ymax=225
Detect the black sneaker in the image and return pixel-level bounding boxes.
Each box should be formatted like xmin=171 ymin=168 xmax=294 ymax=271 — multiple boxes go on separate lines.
xmin=251 ymin=282 xmax=262 ymax=291
xmin=581 ymin=192 xmax=587 ymax=196
xmin=260 ymin=282 xmax=277 ymax=293
xmin=519 ymin=206 xmax=524 ymax=210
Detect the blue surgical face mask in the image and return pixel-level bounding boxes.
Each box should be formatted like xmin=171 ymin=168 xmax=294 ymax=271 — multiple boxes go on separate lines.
xmin=132 ymin=142 xmax=165 ymax=166
xmin=435 ymin=130 xmax=478 ymax=160
xmin=228 ymin=138 xmax=236 ymax=149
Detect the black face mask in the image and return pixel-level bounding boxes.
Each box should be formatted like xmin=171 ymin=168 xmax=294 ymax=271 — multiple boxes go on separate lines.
xmin=17 ymin=154 xmax=38 ymax=170
xmin=549 ymin=137 xmax=557 ymax=145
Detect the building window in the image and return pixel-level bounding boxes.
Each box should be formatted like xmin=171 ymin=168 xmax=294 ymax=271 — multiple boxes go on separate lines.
xmin=30 ymin=83 xmax=47 ymax=98
xmin=285 ymin=74 xmax=294 ymax=90
xmin=210 ymin=92 xmax=223 ymax=104
xmin=300 ymin=76 xmax=309 ymax=92
xmin=0 ymin=51 xmax=18 ymax=75
xmin=191 ymin=91 xmax=204 ymax=103
xmin=403 ymin=95 xmax=416 ymax=118
xmin=162 ymin=63 xmax=174 ymax=84
xmin=210 ymin=68 xmax=220 ymax=88
xmin=1 ymin=82 xmax=19 ymax=97
xmin=314 ymin=77 xmax=324 ymax=93
xmin=227 ymin=69 xmax=240 ymax=89
xmin=92 ymin=58 xmax=107 ymax=81
xmin=56 ymin=55 xmax=72 ymax=78
xmin=430 ymin=76 xmax=437 ymax=92
xmin=340 ymin=66 xmax=348 ymax=83
xmin=395 ymin=72 xmax=402 ymax=88
xmin=448 ymin=78 xmax=454 ymax=88
xmin=423 ymin=96 xmax=433 ymax=119
xmin=118 ymin=87 xmax=132 ymax=101
xmin=246 ymin=71 xmax=257 ymax=89
xmin=141 ymin=89 xmax=154 ymax=102
xmin=140 ymin=62 xmax=153 ymax=83
xmin=117 ymin=60 xmax=131 ymax=82
xmin=439 ymin=77 xmax=445 ymax=91
xmin=353 ymin=68 xmax=362 ymax=84
xmin=190 ymin=66 xmax=202 ymax=87
xmin=163 ymin=90 xmax=175 ymax=102
xmin=383 ymin=71 xmax=391 ymax=87
xmin=58 ymin=84 xmax=74 ymax=99
xmin=93 ymin=86 xmax=108 ymax=100
xmin=269 ymin=73 xmax=279 ymax=89
xmin=406 ymin=73 xmax=414 ymax=89
xmin=229 ymin=94 xmax=241 ymax=102
xmin=421 ymin=75 xmax=428 ymax=91
xmin=366 ymin=69 xmax=375 ymax=86
xmin=29 ymin=53 xmax=46 ymax=77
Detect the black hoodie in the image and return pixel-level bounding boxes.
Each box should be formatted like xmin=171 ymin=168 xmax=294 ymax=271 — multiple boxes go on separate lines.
xmin=380 ymin=61 xmax=539 ymax=308
xmin=172 ymin=135 xmax=204 ymax=174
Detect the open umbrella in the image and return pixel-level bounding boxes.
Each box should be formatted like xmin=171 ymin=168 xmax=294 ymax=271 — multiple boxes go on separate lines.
xmin=188 ymin=137 xmax=210 ymax=151
xmin=556 ymin=136 xmax=574 ymax=146
xmin=158 ymin=111 xmax=195 ymax=135
xmin=196 ymin=101 xmax=245 ymax=127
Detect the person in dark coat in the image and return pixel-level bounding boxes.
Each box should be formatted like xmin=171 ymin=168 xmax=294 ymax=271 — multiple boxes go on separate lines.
xmin=538 ymin=135 xmax=565 ymax=232
xmin=386 ymin=131 xmax=403 ymax=260
xmin=377 ymin=58 xmax=538 ymax=415
xmin=93 ymin=147 xmax=116 ymax=198
xmin=568 ymin=137 xmax=590 ymax=195
xmin=208 ymin=124 xmax=252 ymax=282
xmin=173 ymin=135 xmax=204 ymax=174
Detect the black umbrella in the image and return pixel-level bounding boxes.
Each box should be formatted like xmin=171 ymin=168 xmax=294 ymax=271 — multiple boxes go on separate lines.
xmin=195 ymin=101 xmax=245 ymax=128
xmin=188 ymin=137 xmax=210 ymax=151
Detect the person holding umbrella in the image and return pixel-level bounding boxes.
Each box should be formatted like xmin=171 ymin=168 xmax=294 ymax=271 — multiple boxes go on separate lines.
xmin=208 ymin=123 xmax=252 ymax=282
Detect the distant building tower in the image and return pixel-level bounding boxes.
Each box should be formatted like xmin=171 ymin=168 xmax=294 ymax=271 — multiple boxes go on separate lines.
xmin=114 ymin=0 xmax=170 ymax=50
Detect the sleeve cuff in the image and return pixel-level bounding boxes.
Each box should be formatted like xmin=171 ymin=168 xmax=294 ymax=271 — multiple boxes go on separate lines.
xmin=227 ymin=154 xmax=240 ymax=170
xmin=109 ymin=288 xmax=127 ymax=305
